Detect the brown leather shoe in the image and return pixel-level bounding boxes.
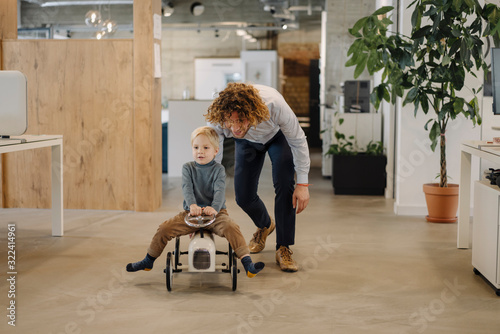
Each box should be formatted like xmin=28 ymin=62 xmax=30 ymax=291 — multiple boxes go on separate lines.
xmin=248 ymin=218 xmax=275 ymax=253
xmin=276 ymin=246 xmax=298 ymax=272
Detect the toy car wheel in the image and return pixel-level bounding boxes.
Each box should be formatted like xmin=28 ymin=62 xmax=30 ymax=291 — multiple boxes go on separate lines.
xmin=231 ymin=254 xmax=237 ymax=291
xmin=174 ymin=237 xmax=180 ymax=269
xmin=228 ymin=244 xmax=233 ymax=270
xmin=165 ymin=252 xmax=173 ymax=291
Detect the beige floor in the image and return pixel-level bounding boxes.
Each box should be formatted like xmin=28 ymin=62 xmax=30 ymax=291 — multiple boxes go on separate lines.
xmin=1 ymin=152 xmax=500 ymax=334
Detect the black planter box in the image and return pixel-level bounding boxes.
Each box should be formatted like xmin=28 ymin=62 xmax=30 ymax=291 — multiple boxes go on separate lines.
xmin=332 ymin=154 xmax=387 ymax=195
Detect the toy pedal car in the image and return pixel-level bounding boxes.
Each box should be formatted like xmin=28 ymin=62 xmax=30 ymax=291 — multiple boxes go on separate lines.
xmin=163 ymin=214 xmax=239 ymax=291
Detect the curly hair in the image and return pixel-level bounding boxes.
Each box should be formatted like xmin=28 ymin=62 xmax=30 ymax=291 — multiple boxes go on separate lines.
xmin=205 ymin=83 xmax=270 ymax=127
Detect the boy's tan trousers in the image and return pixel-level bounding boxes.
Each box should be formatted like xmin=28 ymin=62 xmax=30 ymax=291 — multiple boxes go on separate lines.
xmin=147 ymin=209 xmax=250 ymax=259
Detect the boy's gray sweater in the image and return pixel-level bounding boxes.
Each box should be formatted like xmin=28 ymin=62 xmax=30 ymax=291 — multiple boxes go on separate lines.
xmin=181 ymin=160 xmax=226 ymax=212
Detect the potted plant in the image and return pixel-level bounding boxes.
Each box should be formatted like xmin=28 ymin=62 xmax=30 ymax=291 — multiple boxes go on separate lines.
xmin=345 ymin=1 xmax=500 ymax=222
xmin=325 ymin=112 xmax=387 ymax=195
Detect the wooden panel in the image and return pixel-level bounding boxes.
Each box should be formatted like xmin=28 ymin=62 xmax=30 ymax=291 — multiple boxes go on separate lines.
xmin=0 ymin=0 xmax=17 ymax=40
xmin=133 ymin=0 xmax=162 ymax=211
xmin=2 ymin=40 xmax=135 ymax=210
xmin=0 ymin=0 xmax=18 ymax=208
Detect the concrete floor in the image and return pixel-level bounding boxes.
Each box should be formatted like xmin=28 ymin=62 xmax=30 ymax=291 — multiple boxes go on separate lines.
xmin=1 ymin=152 xmax=500 ymax=334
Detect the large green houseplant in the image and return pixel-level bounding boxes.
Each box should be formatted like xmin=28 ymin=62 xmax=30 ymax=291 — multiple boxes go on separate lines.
xmin=346 ymin=0 xmax=500 ymax=221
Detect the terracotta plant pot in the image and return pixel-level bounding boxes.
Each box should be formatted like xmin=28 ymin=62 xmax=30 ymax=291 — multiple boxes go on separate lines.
xmin=423 ymin=183 xmax=459 ymax=223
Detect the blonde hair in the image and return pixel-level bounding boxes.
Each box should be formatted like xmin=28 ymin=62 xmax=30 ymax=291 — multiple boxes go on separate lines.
xmin=191 ymin=126 xmax=219 ymax=149
xmin=205 ymin=82 xmax=270 ymax=127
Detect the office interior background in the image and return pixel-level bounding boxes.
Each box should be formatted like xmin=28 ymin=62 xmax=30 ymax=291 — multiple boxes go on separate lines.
xmin=1 ymin=0 xmax=500 ymax=333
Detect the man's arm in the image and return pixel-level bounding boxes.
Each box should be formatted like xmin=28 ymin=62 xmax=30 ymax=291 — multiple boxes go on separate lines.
xmin=264 ymin=87 xmax=310 ymax=185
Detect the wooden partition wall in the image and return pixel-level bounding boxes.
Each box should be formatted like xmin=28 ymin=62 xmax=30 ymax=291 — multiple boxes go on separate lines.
xmin=0 ymin=0 xmax=162 ymax=211
xmin=133 ymin=0 xmax=163 ymax=211
xmin=0 ymin=0 xmax=19 ymax=209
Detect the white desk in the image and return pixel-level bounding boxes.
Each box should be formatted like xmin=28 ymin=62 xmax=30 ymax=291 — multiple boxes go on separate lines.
xmin=459 ymin=141 xmax=500 ymax=248
xmin=0 ymin=135 xmax=63 ymax=236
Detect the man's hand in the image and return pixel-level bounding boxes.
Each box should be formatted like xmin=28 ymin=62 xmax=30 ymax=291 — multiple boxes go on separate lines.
xmin=293 ymin=185 xmax=310 ymax=214
xmin=189 ymin=204 xmax=203 ymax=216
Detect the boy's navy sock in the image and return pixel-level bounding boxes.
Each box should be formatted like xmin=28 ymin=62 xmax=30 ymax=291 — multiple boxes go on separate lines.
xmin=126 ymin=253 xmax=156 ymax=272
xmin=241 ymin=256 xmax=265 ymax=278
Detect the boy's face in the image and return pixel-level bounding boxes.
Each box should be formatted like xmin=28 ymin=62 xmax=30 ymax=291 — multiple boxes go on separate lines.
xmin=224 ymin=111 xmax=250 ymax=139
xmin=192 ymin=134 xmax=219 ymax=165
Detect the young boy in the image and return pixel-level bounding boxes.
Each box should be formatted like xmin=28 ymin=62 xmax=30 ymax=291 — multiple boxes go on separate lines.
xmin=126 ymin=126 xmax=264 ymax=278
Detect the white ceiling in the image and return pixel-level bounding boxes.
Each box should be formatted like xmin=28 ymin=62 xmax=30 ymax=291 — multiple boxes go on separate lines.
xmin=19 ymin=0 xmax=325 ymax=34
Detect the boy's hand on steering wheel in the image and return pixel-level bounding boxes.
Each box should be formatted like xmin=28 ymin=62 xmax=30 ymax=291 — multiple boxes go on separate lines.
xmin=189 ymin=204 xmax=203 ymax=216
xmin=203 ymin=206 xmax=217 ymax=216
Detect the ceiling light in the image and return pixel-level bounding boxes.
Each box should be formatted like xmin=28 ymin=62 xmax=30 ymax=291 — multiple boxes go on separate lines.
xmin=85 ymin=10 xmax=101 ymax=27
xmin=95 ymin=31 xmax=106 ymax=40
xmin=162 ymin=2 xmax=174 ymax=17
xmin=190 ymin=2 xmax=205 ymax=16
xmin=281 ymin=24 xmax=288 ymax=30
xmin=102 ymin=19 xmax=117 ymax=34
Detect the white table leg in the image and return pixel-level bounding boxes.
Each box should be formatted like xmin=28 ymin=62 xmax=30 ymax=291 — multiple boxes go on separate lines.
xmin=51 ymin=141 xmax=63 ymax=236
xmin=458 ymin=149 xmax=471 ymax=248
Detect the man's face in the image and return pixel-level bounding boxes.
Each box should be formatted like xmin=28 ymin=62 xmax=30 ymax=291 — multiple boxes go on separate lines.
xmin=224 ymin=111 xmax=250 ymax=139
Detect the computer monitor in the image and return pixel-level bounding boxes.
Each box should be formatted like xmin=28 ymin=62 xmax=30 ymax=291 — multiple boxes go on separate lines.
xmin=0 ymin=71 xmax=28 ymax=137
xmin=491 ymin=48 xmax=500 ymax=115
xmin=343 ymin=80 xmax=371 ymax=113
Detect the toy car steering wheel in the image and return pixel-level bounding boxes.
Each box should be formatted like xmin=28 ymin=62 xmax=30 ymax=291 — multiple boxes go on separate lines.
xmin=184 ymin=214 xmax=216 ymax=228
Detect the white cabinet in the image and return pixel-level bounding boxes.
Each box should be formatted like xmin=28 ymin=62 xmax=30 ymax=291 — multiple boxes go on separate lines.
xmin=472 ymin=180 xmax=500 ymax=295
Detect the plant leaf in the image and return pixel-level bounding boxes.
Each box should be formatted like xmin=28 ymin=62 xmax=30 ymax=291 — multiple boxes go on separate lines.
xmin=404 ymin=87 xmax=418 ymax=105
xmin=429 ymin=122 xmax=440 ymax=151
xmin=424 ymin=118 xmax=433 ymax=131
xmin=373 ymin=6 xmax=394 ymax=16
xmin=412 ymin=26 xmax=433 ymax=39
xmin=354 ymin=54 xmax=368 ymax=78
xmin=349 ymin=17 xmax=369 ymax=37
xmin=453 ymin=98 xmax=465 ymax=115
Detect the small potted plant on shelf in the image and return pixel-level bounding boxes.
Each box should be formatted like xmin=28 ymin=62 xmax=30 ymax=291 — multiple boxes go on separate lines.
xmin=325 ymin=112 xmax=386 ymax=195
xmin=345 ymin=1 xmax=500 ymax=222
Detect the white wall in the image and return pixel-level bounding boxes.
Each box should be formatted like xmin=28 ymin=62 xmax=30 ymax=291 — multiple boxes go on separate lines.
xmin=167 ymin=100 xmax=212 ymax=177
xmin=375 ymin=0 xmax=396 ymax=199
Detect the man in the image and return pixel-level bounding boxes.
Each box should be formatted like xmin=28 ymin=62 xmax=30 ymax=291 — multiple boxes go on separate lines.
xmin=205 ymin=82 xmax=310 ymax=272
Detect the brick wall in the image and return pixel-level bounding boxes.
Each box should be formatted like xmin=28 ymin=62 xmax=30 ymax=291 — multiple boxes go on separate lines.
xmin=278 ymin=43 xmax=320 ymax=117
